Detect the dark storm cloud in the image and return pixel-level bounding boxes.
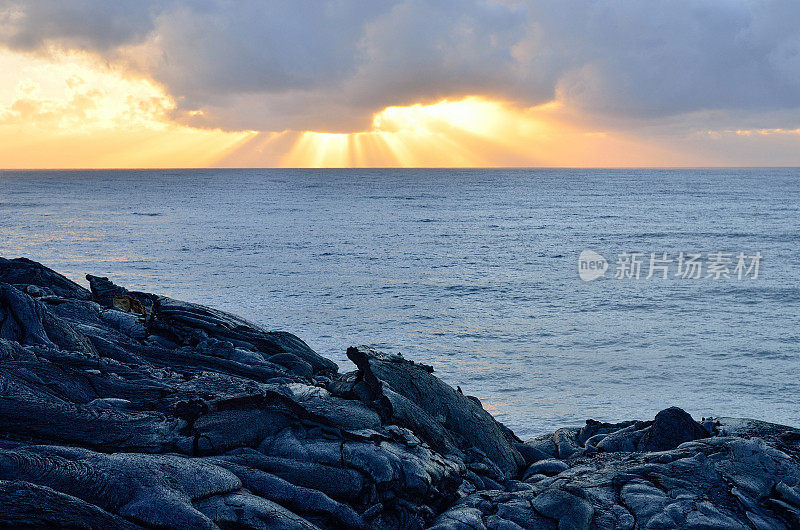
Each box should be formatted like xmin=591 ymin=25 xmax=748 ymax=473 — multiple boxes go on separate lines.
xmin=2 ymin=0 xmax=799 ymax=132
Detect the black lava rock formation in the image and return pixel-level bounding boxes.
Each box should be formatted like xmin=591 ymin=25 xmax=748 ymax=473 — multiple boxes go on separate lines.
xmin=0 ymin=257 xmax=799 ymax=529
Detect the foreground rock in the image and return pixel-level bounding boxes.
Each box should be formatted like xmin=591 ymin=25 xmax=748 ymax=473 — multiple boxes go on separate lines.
xmin=0 ymin=257 xmax=798 ymax=529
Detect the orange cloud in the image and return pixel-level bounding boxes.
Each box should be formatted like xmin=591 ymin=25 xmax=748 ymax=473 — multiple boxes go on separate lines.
xmin=261 ymin=97 xmax=693 ymax=168
xmin=0 ymin=48 xmax=700 ymax=168
xmin=0 ymin=48 xmax=253 ymax=168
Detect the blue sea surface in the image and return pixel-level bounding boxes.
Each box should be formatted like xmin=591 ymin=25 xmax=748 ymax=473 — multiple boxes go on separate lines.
xmin=1 ymin=168 xmax=798 ymax=438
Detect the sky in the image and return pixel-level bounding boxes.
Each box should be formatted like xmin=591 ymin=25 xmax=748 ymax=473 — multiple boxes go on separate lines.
xmin=1 ymin=0 xmax=799 ymax=168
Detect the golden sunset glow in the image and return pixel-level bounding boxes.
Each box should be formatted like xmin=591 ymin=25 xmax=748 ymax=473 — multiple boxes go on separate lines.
xmin=0 ymin=49 xmax=253 ymax=168
xmin=1 ymin=1 xmax=799 ymax=169
xmin=277 ymin=97 xmax=689 ymax=168
xmin=0 ymin=48 xmax=699 ymax=168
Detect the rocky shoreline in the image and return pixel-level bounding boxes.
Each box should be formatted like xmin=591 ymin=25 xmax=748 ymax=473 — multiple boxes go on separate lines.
xmin=0 ymin=256 xmax=799 ymax=529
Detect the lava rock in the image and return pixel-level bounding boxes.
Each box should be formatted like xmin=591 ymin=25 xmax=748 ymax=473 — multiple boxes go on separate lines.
xmin=523 ymin=459 xmax=569 ymax=478
xmin=0 ymin=257 xmax=91 ymax=300
xmin=345 ymin=346 xmax=524 ymax=478
xmin=0 ymin=257 xmax=798 ymax=530
xmin=639 ymin=405 xmax=710 ymax=451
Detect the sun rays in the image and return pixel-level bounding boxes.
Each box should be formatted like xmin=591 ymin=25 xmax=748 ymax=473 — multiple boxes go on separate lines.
xmin=280 ymin=97 xmax=545 ymax=167
xmin=0 ymin=48 xmax=691 ymax=168
xmin=276 ymin=97 xmax=684 ymax=168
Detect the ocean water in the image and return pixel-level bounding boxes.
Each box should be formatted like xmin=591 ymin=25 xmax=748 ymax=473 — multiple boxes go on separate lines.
xmin=1 ymin=168 xmax=798 ymax=439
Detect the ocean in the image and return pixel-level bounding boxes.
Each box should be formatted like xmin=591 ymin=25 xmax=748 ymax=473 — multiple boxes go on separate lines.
xmin=1 ymin=168 xmax=798 ymax=439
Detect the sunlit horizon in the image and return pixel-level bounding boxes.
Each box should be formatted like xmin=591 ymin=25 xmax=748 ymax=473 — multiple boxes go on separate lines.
xmin=0 ymin=45 xmax=798 ymax=169
xmin=0 ymin=47 xmax=697 ymax=170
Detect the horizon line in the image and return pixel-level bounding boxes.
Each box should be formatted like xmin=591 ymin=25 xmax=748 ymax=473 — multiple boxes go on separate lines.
xmin=2 ymin=166 xmax=800 ymax=171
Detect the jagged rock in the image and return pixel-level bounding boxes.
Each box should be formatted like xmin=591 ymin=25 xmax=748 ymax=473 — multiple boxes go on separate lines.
xmin=87 ymin=274 xmax=133 ymax=308
xmin=209 ymin=459 xmax=368 ymax=529
xmin=0 ymin=282 xmax=56 ymax=347
xmin=520 ymin=406 xmax=711 ymax=461
xmin=0 ymin=479 xmax=142 ymax=529
xmin=154 ymin=295 xmax=332 ymax=368
xmin=437 ymin=415 xmax=800 ymax=529
xmin=0 ymin=257 xmax=91 ymax=300
xmin=271 ymin=353 xmax=314 ymax=379
xmin=344 ymin=346 xmax=524 ymax=478
xmin=14 ymin=284 xmax=54 ymax=297
xmin=195 ymin=491 xmax=319 ymax=529
xmin=217 ymin=449 xmax=368 ymax=503
xmin=258 ymin=426 xmax=464 ymax=519
xmin=591 ymin=407 xmax=710 ymax=454
xmin=99 ymin=308 xmax=148 ymax=339
xmin=0 ymin=374 xmax=187 ymax=452
xmin=113 ymin=295 xmax=148 ymax=317
xmin=515 ymin=442 xmax=553 ymax=466
xmin=531 ymin=489 xmax=593 ymax=530
xmin=0 ymin=282 xmax=97 ymax=355
xmin=0 ymin=258 xmax=798 ymax=529
xmin=0 ymin=447 xmax=243 ymax=528
xmin=639 ymin=406 xmax=710 ymax=451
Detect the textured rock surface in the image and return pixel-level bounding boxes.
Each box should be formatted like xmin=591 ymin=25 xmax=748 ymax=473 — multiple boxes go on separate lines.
xmin=0 ymin=257 xmax=799 ymax=529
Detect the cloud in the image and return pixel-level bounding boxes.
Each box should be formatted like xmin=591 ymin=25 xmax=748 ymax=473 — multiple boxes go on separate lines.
xmin=1 ymin=0 xmax=799 ymax=133
xmin=0 ymin=1 xmax=159 ymax=52
xmin=537 ymin=1 xmax=800 ymax=117
xmin=0 ymin=49 xmax=173 ymax=131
